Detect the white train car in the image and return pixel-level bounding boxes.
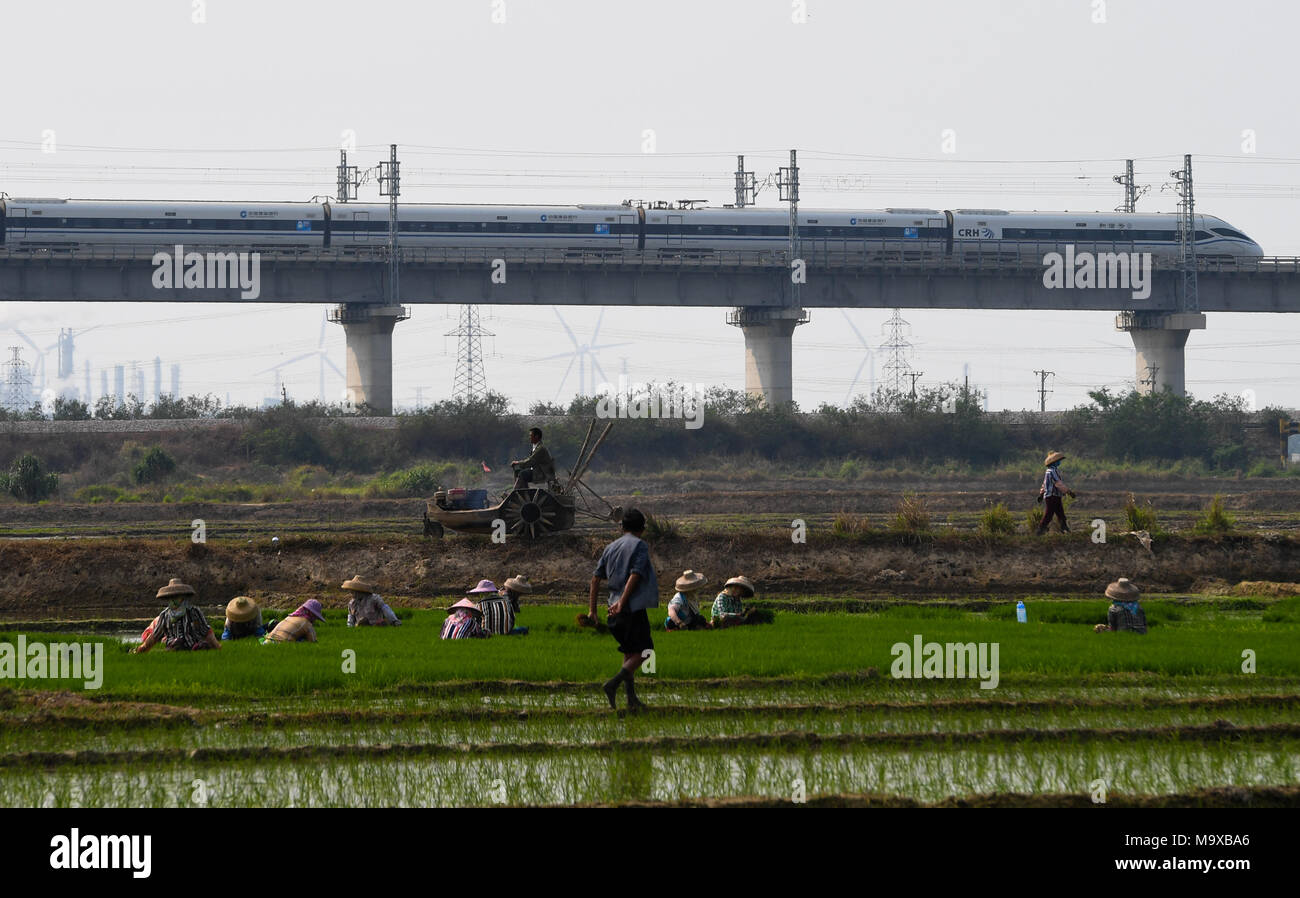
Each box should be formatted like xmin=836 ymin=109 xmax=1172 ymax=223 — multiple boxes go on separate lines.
xmin=0 ymin=199 xmax=327 ymax=247
xmin=641 ymin=206 xmax=949 ymax=258
xmin=328 ymin=203 xmax=640 ymax=252
xmin=949 ymin=209 xmax=1262 ymax=259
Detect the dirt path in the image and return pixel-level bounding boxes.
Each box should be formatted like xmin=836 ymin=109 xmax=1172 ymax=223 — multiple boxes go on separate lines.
xmin=1 ymin=527 xmax=1298 ymax=619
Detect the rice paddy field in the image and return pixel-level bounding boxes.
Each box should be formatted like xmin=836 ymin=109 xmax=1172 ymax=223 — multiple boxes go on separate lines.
xmin=2 ymin=598 xmax=1298 ymax=808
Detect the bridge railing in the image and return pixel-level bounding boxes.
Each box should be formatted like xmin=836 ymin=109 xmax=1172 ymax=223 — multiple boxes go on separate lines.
xmin=1 ymin=242 xmax=1297 ymax=273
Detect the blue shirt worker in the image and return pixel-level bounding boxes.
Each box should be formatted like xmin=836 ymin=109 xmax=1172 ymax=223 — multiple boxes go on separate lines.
xmin=588 ymin=508 xmax=660 ymax=711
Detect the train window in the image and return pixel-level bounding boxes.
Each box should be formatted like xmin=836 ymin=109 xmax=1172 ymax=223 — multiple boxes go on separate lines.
xmin=1212 ymin=227 xmax=1250 ymax=240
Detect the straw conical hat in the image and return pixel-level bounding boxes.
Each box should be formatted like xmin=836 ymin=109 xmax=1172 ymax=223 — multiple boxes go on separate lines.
xmin=1105 ymin=578 xmax=1140 ymax=601
xmin=724 ymin=576 xmax=756 ymax=598
xmin=675 ymin=570 xmax=708 ymax=592
xmin=226 ymin=596 xmax=259 ymax=623
xmin=157 ymin=578 xmax=195 ymax=599
xmin=341 ymin=576 xmax=377 ymax=594
xmin=1044 ymin=451 xmax=1066 ymax=466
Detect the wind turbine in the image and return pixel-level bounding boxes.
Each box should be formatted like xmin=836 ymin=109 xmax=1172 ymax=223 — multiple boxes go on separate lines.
xmin=254 ymin=317 xmax=344 ymax=402
xmin=841 ymin=310 xmax=876 ymax=403
xmin=537 ymin=308 xmax=631 ymax=400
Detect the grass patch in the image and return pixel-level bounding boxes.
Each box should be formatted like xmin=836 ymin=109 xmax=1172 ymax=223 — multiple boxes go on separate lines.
xmin=1193 ymin=494 xmax=1236 ymax=534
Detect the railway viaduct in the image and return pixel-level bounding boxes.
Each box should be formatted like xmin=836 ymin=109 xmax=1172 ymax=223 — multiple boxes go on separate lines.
xmin=2 ymin=245 xmax=1298 ymax=413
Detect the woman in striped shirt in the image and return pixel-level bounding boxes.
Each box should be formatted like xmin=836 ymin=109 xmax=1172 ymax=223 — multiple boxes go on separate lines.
xmin=441 ymin=598 xmax=491 ymax=640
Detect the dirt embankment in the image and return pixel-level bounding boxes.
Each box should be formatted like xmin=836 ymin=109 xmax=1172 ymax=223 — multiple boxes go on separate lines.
xmin=2 ymin=530 xmax=1298 ymax=620
xmin=3 ymin=473 xmax=1300 ymax=528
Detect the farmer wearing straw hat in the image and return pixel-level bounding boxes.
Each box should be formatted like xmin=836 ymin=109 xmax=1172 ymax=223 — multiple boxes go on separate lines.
xmin=1094 ymin=578 xmax=1148 ymax=634
xmin=264 ymin=600 xmax=326 ymax=643
xmin=342 ymin=575 xmax=401 ymax=627
xmin=441 ymin=586 xmax=493 ymax=640
xmin=221 ymin=596 xmax=266 ymax=641
xmin=666 ymin=570 xmax=710 ymax=631
xmin=134 ymin=578 xmax=221 ymax=653
xmin=1036 ymin=451 xmax=1076 ymax=535
xmin=481 ymin=575 xmax=532 ymax=636
xmin=711 ymin=575 xmax=761 ymax=628
xmin=588 ymin=508 xmax=659 ymax=711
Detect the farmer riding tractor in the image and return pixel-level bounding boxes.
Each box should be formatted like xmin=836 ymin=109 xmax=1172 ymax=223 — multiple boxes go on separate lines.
xmin=424 ymin=421 xmax=622 ymax=540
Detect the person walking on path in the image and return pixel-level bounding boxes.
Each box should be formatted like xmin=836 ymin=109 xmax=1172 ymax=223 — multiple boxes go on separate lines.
xmin=1037 ymin=451 xmax=1076 ymax=535
xmin=588 ymin=508 xmax=659 ymax=711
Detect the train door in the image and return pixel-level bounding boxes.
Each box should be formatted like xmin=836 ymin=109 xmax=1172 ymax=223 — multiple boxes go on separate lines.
xmin=618 ymin=214 xmax=635 ymax=247
xmin=9 ymin=207 xmax=26 ymax=240
xmin=354 ymin=210 xmax=370 ymax=241
xmin=667 ymin=214 xmax=683 ymax=246
xmin=928 ymin=217 xmax=945 ymax=255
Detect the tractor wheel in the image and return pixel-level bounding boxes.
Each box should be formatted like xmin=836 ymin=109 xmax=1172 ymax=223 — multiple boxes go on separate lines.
xmin=500 ymin=488 xmax=567 ymax=539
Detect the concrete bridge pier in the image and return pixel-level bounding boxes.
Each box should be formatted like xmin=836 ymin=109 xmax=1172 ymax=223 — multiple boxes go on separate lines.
xmin=1116 ymin=311 xmax=1206 ymax=397
xmin=727 ymin=306 xmax=810 ymax=406
xmin=328 ymin=303 xmax=410 ymax=414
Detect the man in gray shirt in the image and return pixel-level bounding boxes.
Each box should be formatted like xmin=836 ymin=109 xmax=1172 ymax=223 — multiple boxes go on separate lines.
xmin=588 ymin=508 xmax=659 ymax=711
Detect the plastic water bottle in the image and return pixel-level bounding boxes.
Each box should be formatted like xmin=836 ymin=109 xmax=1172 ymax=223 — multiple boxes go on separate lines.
xmin=1016 ymin=601 xmax=1027 ymax=623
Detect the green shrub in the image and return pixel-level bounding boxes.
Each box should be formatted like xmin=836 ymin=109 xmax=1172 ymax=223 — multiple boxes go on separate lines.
xmin=75 ymin=485 xmax=127 ymax=504
xmin=132 ymin=446 xmax=177 ymax=484
xmin=5 ymin=453 xmax=58 ymax=502
xmin=363 ymin=463 xmax=456 ymax=498
xmin=1247 ymin=459 xmax=1279 ymax=478
xmin=1024 ymin=506 xmax=1042 ymax=533
xmin=1124 ymin=493 xmax=1160 ymax=533
xmin=890 ymin=491 xmax=930 ymax=537
xmin=977 ymin=501 xmax=1016 ymax=537
xmin=643 ymin=513 xmax=680 ymax=541
xmin=831 ymin=510 xmax=870 ymax=536
xmin=1193 ymin=495 xmax=1235 ymax=534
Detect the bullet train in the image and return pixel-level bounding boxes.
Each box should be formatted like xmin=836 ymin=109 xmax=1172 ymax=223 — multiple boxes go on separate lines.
xmin=0 ymin=197 xmax=1264 ymax=259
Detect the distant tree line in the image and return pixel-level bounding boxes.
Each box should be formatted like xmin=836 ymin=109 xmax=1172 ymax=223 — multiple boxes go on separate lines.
xmin=0 ymin=385 xmax=1285 ymax=485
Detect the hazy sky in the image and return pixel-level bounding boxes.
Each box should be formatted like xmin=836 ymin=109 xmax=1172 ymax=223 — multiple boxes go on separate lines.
xmin=2 ymin=0 xmax=1298 ymax=412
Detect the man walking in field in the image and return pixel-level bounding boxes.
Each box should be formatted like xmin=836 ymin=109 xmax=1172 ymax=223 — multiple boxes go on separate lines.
xmin=588 ymin=508 xmax=659 ymax=711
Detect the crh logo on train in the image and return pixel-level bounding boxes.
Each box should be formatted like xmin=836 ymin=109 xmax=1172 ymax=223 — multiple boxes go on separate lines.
xmin=151 ymin=244 xmax=261 ymax=299
xmin=1041 ymin=245 xmax=1152 ymax=300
